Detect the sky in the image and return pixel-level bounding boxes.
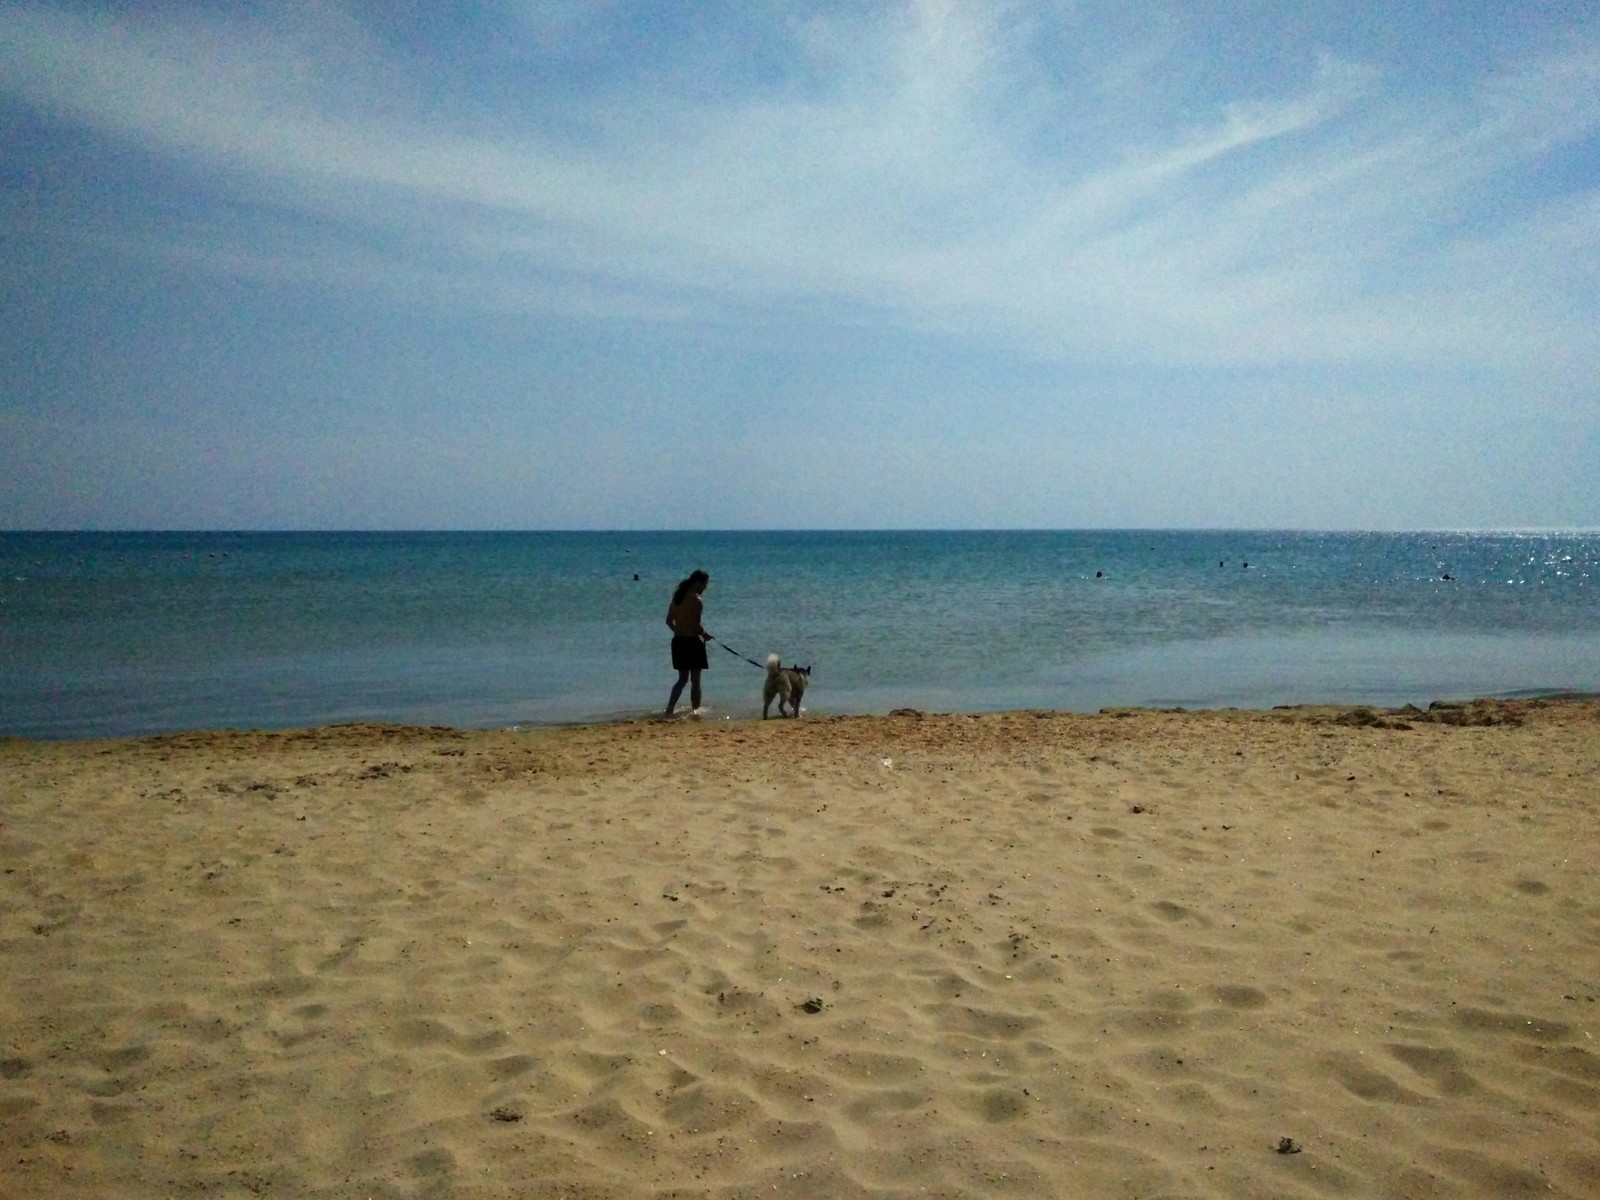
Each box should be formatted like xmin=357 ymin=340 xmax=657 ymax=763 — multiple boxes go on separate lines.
xmin=2 ymin=0 xmax=1598 ymax=531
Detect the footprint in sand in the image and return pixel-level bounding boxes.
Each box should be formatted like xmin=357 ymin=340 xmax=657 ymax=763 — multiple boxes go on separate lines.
xmin=1452 ymin=1007 xmax=1572 ymax=1040
xmin=1325 ymin=1053 xmax=1429 ymax=1104
xmin=1386 ymin=1043 xmax=1479 ymax=1096
xmin=1209 ymin=984 xmax=1268 ymax=1009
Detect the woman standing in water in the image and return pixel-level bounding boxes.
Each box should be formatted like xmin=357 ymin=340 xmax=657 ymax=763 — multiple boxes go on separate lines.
xmin=664 ymin=569 xmax=713 ymax=716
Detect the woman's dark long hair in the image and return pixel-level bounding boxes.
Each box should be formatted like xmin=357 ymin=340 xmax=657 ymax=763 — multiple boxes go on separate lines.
xmin=671 ymin=569 xmax=709 ymax=607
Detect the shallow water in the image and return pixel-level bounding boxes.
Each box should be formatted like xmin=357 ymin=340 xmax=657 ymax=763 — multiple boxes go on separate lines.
xmin=2 ymin=529 xmax=1595 ymax=737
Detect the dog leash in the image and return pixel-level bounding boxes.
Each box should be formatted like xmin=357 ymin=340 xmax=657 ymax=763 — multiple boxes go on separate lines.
xmin=712 ymin=639 xmax=766 ymax=669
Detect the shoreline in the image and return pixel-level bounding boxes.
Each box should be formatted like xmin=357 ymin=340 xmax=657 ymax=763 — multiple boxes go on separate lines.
xmin=8 ymin=687 xmax=1600 ymax=745
xmin=4 ymin=697 xmax=1597 ymax=1198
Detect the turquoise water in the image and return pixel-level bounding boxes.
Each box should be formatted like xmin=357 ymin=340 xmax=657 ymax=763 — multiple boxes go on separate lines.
xmin=1 ymin=530 xmax=1596 ymax=738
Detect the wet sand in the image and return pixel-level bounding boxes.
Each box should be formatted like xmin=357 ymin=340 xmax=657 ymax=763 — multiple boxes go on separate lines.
xmin=2 ymin=698 xmax=1598 ymax=1198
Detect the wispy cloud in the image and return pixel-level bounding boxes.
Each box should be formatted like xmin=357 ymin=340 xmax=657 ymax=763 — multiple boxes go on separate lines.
xmin=4 ymin=0 xmax=1599 ymax=370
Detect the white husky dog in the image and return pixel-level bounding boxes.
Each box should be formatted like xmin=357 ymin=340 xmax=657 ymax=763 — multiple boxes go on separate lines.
xmin=762 ymin=654 xmax=811 ymax=718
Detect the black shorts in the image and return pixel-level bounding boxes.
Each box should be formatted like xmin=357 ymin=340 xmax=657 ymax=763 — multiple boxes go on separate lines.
xmin=671 ymin=635 xmax=709 ymax=672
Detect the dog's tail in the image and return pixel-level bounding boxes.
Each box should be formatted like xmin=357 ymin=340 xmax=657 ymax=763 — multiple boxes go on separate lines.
xmin=765 ymin=653 xmax=781 ymax=674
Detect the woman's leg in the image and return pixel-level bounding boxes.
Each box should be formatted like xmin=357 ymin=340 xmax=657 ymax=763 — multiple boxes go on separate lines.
xmin=666 ymin=669 xmax=690 ymax=715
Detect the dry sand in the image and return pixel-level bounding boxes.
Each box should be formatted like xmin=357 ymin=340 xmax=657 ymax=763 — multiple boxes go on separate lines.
xmin=2 ymin=698 xmax=1598 ymax=1199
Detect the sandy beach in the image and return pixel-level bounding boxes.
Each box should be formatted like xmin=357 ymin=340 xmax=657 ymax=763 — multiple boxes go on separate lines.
xmin=2 ymin=698 xmax=1597 ymax=1199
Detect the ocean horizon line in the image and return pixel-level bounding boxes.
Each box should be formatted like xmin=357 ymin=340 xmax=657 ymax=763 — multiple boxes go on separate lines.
xmin=6 ymin=526 xmax=1600 ymax=537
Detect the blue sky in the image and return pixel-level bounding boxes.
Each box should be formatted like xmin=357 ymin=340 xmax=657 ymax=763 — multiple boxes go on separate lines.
xmin=2 ymin=0 xmax=1598 ymax=530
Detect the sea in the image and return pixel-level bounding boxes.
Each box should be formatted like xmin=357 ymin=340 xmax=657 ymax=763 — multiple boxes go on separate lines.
xmin=1 ymin=530 xmax=1596 ymax=740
